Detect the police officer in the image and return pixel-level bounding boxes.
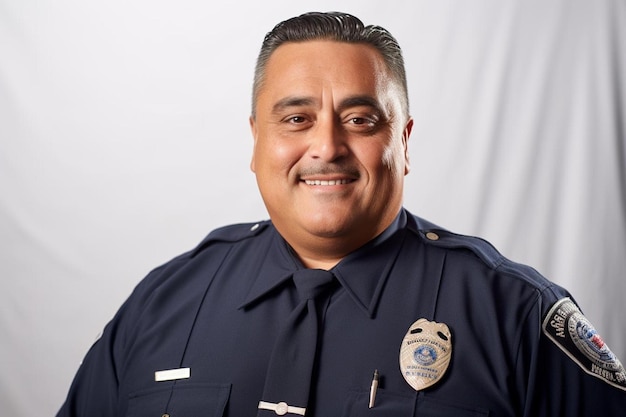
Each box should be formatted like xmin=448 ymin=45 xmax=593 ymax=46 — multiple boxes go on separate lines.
xmin=57 ymin=11 xmax=626 ymax=417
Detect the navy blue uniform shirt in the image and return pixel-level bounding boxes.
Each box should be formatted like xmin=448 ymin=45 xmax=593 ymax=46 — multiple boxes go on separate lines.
xmin=57 ymin=209 xmax=626 ymax=416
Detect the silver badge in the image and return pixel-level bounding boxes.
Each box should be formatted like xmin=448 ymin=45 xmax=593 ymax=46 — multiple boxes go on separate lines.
xmin=399 ymin=318 xmax=452 ymax=391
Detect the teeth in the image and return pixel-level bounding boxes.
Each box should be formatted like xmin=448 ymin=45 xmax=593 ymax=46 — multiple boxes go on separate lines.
xmin=304 ymin=179 xmax=351 ymax=186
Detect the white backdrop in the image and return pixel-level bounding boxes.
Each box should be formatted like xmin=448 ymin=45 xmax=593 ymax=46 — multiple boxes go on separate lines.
xmin=1 ymin=1 xmax=625 ymax=415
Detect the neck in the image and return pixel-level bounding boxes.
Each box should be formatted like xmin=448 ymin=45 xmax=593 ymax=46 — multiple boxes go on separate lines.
xmin=297 ymin=255 xmax=342 ymax=270
xmin=286 ymin=218 xmax=401 ymax=270
xmin=275 ymin=210 xmax=403 ymax=270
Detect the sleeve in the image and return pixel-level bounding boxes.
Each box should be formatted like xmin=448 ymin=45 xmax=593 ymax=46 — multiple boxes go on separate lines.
xmin=55 ymin=257 xmax=185 ymax=417
xmin=55 ymin=298 xmax=131 ymax=417
xmin=55 ymin=238 xmax=233 ymax=417
xmin=520 ymin=293 xmax=626 ymax=416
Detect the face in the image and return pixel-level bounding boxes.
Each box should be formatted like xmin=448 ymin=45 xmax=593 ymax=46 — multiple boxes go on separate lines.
xmin=250 ymin=40 xmax=412 ymax=262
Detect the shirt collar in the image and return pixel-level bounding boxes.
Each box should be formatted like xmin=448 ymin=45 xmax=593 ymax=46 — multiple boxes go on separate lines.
xmin=238 ymin=229 xmax=299 ymax=309
xmin=239 ymin=210 xmax=407 ymax=317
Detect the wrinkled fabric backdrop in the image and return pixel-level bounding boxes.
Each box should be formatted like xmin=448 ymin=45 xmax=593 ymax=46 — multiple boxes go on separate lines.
xmin=1 ymin=0 xmax=624 ymax=415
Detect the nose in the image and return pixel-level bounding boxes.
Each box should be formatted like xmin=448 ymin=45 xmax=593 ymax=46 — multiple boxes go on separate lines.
xmin=307 ymin=117 xmax=349 ymax=162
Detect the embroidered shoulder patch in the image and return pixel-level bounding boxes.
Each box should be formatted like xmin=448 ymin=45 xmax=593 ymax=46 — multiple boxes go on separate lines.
xmin=542 ymin=298 xmax=626 ymax=391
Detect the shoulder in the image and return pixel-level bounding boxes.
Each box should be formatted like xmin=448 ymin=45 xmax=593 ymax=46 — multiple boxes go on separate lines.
xmin=130 ymin=220 xmax=274 ymax=299
xmin=104 ymin=219 xmax=276 ymax=343
xmin=189 ymin=220 xmax=273 ymax=256
xmin=401 ymin=210 xmax=574 ymax=318
xmin=405 ymin=211 xmax=553 ymax=291
xmin=406 ymin=212 xmax=506 ymax=269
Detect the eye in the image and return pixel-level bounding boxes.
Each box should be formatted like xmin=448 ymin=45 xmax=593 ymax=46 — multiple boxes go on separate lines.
xmin=280 ymin=114 xmax=313 ymax=131
xmin=349 ymin=117 xmax=369 ymax=125
xmin=342 ymin=111 xmax=380 ymax=133
xmin=286 ymin=115 xmax=307 ymax=124
xmin=348 ymin=116 xmax=376 ymax=126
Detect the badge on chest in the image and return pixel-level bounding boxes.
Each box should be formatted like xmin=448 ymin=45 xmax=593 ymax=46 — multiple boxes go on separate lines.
xmin=399 ymin=318 xmax=452 ymax=391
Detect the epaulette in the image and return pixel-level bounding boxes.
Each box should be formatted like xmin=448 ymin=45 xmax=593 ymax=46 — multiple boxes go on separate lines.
xmin=190 ymin=220 xmax=271 ymax=257
xmin=407 ymin=214 xmax=506 ymax=270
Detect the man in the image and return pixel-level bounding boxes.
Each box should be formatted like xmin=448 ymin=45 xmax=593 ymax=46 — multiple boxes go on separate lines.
xmin=57 ymin=11 xmax=625 ymax=416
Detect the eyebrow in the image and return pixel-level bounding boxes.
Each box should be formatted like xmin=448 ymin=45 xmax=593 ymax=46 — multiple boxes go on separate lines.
xmin=271 ymin=96 xmax=316 ymax=115
xmin=271 ymin=95 xmax=385 ymax=115
xmin=336 ymin=95 xmax=384 ymax=115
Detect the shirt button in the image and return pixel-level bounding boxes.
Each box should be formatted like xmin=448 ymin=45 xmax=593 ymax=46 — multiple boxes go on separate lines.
xmin=275 ymin=402 xmax=288 ymax=415
xmin=250 ymin=223 xmax=260 ymax=231
xmin=426 ymin=232 xmax=439 ymax=241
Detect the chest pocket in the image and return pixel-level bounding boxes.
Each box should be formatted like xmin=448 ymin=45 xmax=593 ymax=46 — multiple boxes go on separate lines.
xmin=341 ymin=389 xmax=489 ymax=417
xmin=126 ymin=383 xmax=231 ymax=417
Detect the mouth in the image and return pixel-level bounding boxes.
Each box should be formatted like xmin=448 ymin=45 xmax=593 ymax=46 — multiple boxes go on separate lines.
xmin=298 ymin=166 xmax=360 ymax=187
xmin=303 ymin=179 xmax=355 ymax=186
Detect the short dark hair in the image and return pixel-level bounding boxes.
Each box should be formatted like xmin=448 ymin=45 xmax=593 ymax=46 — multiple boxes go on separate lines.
xmin=251 ymin=11 xmax=409 ymax=118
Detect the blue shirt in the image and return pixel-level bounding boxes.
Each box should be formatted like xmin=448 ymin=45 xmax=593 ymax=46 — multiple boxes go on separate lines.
xmin=57 ymin=208 xmax=626 ymax=416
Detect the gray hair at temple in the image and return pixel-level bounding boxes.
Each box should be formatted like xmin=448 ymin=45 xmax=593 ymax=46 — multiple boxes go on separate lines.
xmin=251 ymin=11 xmax=409 ymax=119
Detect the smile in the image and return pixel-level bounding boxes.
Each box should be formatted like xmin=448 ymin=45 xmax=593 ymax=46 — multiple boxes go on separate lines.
xmin=304 ymin=179 xmax=353 ymax=186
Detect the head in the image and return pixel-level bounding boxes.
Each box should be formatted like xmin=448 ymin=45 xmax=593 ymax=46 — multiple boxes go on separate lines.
xmin=249 ymin=12 xmax=413 ymax=268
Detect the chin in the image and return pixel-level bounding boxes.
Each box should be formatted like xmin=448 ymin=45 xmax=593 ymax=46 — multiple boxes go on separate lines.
xmin=302 ymin=216 xmax=362 ymax=240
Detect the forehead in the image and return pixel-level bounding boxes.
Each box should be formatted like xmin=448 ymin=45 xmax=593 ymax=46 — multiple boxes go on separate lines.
xmin=258 ymin=40 xmax=394 ymax=105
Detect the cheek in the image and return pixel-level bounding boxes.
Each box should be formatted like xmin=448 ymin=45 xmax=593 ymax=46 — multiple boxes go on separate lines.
xmin=256 ymin=137 xmax=304 ymax=175
xmin=358 ymin=141 xmax=404 ymax=181
xmin=385 ymin=145 xmax=407 ymax=179
xmin=381 ymin=146 xmax=397 ymax=172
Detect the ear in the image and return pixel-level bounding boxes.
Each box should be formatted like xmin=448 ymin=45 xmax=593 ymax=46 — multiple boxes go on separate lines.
xmin=402 ymin=117 xmax=413 ymax=175
xmin=249 ymin=116 xmax=258 ymax=173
